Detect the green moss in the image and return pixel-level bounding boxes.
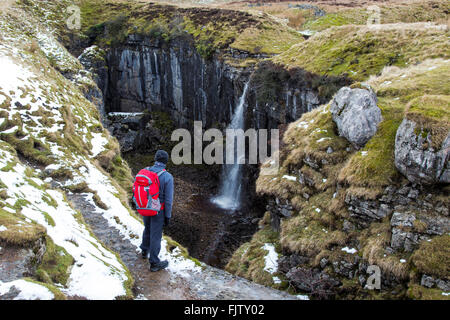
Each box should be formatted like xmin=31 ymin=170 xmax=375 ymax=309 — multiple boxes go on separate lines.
xmin=339 ymin=102 xmax=403 ymax=188
xmin=280 ymin=214 xmax=346 ymax=258
xmin=408 ymin=284 xmax=450 ymax=300
xmin=107 ymin=154 xmax=133 ymax=196
xmin=13 ymin=198 xmax=31 ymax=211
xmin=1 ymin=160 xmax=18 ymax=172
xmin=36 ymin=236 xmax=74 ymax=286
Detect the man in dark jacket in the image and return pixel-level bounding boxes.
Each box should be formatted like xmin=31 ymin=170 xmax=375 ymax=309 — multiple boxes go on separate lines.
xmin=140 ymin=150 xmax=174 ymax=272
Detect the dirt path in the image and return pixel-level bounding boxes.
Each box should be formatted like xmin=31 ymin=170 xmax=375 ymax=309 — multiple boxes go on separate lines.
xmin=68 ymin=193 xmax=299 ymax=300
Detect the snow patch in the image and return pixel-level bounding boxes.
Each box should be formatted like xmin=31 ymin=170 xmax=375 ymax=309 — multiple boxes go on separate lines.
xmin=341 ymin=247 xmax=357 ymax=254
xmin=0 ymin=280 xmax=54 ymax=300
xmin=282 ymin=175 xmax=297 ymax=182
xmin=261 ymin=243 xmax=278 ymax=274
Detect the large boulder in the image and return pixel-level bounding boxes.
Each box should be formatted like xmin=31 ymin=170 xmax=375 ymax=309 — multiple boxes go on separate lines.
xmin=331 ymin=86 xmax=382 ymax=148
xmin=394 ymin=118 xmax=450 ymax=185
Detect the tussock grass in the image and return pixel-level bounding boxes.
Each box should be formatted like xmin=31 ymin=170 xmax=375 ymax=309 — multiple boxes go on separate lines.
xmin=359 ymin=220 xmax=410 ymax=280
xmin=340 ymin=59 xmax=450 ymax=190
xmin=301 ymin=1 xmax=449 ymax=32
xmin=273 ymin=24 xmax=449 ymax=82
xmin=226 ymin=225 xmax=285 ymax=288
xmin=0 ymin=208 xmax=46 ymax=246
xmin=411 ymin=234 xmax=450 ymax=279
xmin=280 ymin=214 xmax=346 ymax=258
xmin=406 ymin=95 xmax=450 ymax=149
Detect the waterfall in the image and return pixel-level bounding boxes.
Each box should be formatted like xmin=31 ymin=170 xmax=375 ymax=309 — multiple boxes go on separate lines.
xmin=212 ymin=81 xmax=250 ymax=211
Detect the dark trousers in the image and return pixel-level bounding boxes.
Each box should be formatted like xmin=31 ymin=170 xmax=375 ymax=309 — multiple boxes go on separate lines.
xmin=140 ymin=213 xmax=164 ymax=264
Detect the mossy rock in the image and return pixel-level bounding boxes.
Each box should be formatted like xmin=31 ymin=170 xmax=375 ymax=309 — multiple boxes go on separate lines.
xmin=36 ymin=236 xmax=74 ymax=286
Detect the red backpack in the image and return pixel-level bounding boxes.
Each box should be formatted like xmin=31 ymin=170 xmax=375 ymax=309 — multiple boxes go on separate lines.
xmin=132 ymin=168 xmax=166 ymax=216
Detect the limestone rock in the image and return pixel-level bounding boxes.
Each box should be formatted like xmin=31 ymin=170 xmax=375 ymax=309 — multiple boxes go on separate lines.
xmin=394 ymin=118 xmax=450 ymax=185
xmin=331 ymin=87 xmax=382 ymax=148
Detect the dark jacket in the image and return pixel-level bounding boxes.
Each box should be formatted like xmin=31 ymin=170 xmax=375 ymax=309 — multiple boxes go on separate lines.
xmin=145 ymin=161 xmax=174 ymax=218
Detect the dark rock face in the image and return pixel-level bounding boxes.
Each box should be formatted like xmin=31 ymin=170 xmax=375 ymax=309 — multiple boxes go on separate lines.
xmin=395 ymin=118 xmax=450 ymax=185
xmin=78 ymin=45 xmax=109 ymax=120
xmin=104 ymin=35 xmax=247 ymax=129
xmin=331 ymin=86 xmax=382 ymax=149
xmin=80 ymin=35 xmax=345 ymax=135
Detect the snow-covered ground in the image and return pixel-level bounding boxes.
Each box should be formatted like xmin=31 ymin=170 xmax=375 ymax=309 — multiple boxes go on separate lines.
xmin=0 ymin=279 xmax=54 ymax=300
xmin=0 ymin=16 xmax=201 ymax=299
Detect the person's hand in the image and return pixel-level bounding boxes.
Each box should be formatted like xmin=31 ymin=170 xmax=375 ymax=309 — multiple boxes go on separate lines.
xmin=164 ymin=217 xmax=171 ymax=227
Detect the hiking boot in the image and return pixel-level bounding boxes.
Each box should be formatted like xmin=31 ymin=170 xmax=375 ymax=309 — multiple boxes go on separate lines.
xmin=141 ymin=250 xmax=149 ymax=259
xmin=150 ymin=260 xmax=169 ymax=272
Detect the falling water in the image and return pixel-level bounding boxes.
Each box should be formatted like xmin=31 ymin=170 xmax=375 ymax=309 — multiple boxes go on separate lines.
xmin=212 ymin=81 xmax=250 ymax=211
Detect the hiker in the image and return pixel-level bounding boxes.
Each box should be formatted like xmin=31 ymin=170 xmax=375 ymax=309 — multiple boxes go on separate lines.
xmin=133 ymin=150 xmax=174 ymax=272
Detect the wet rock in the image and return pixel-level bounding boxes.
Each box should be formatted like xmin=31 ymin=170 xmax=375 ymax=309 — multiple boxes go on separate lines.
xmin=394 ymin=118 xmax=450 ymax=185
xmin=331 ymin=87 xmax=382 ymax=148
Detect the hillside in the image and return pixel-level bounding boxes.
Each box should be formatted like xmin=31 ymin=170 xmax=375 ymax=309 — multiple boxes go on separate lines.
xmin=227 ymin=18 xmax=449 ymax=299
xmin=0 ymin=0 xmax=448 ymax=301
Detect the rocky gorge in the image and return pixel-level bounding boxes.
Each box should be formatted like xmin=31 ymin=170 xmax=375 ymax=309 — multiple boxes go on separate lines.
xmin=0 ymin=0 xmax=448 ymax=301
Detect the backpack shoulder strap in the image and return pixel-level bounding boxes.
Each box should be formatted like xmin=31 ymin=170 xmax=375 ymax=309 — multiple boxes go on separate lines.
xmin=157 ymin=169 xmax=166 ymax=177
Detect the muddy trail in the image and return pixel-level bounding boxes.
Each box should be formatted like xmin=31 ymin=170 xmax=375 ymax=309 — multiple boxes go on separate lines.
xmin=67 ymin=193 xmax=298 ymax=300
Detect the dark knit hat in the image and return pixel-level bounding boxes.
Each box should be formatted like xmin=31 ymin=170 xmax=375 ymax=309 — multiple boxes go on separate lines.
xmin=155 ymin=150 xmax=169 ymax=165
